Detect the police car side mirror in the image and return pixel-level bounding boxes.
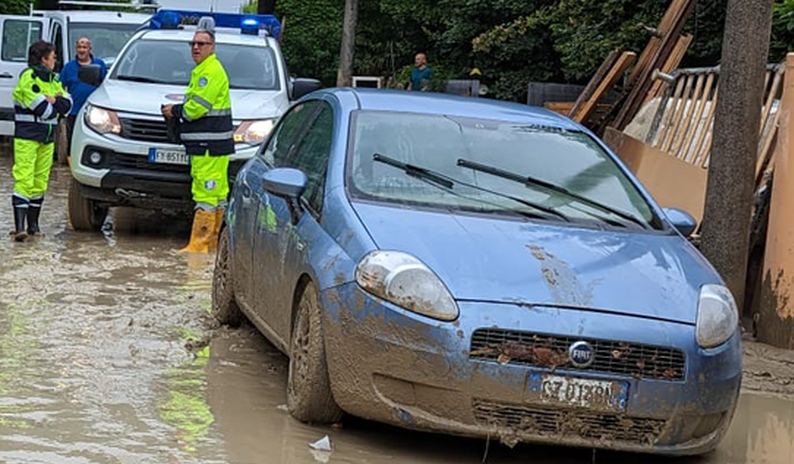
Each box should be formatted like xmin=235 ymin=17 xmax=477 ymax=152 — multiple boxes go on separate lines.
xmin=291 ymin=78 xmax=322 ymax=100
xmin=78 ymin=64 xmax=103 ymax=87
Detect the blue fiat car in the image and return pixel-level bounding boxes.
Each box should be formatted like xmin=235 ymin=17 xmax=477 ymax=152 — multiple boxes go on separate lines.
xmin=211 ymin=89 xmax=741 ymax=455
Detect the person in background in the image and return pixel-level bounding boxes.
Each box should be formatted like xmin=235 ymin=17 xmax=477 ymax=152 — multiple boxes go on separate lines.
xmin=407 ymin=52 xmax=433 ymax=91
xmin=60 ymin=38 xmax=107 ymax=158
xmin=11 ymin=41 xmax=72 ymax=241
xmin=162 ymin=18 xmax=234 ymax=253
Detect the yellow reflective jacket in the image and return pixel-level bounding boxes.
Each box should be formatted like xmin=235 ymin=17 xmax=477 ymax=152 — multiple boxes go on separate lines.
xmin=13 ymin=66 xmax=72 ymax=143
xmin=173 ymin=53 xmax=234 ymax=156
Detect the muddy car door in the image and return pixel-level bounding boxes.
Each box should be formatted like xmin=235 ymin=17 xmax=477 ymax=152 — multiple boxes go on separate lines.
xmin=248 ymin=101 xmax=320 ymax=340
xmin=0 ymin=16 xmax=49 ymax=136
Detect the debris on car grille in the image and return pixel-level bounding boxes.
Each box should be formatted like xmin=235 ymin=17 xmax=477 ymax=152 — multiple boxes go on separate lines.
xmin=473 ymin=399 xmax=666 ymax=446
xmin=120 ymin=118 xmax=170 ymax=144
xmin=470 ymin=328 xmax=686 ymax=381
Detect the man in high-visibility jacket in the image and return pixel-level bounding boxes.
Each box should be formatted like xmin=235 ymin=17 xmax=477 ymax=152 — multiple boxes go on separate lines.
xmin=11 ymin=40 xmax=72 ymax=242
xmin=162 ymin=18 xmax=234 ymax=253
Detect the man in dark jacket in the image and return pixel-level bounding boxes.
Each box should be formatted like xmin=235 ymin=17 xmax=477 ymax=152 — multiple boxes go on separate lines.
xmin=59 ymin=38 xmax=107 ymax=156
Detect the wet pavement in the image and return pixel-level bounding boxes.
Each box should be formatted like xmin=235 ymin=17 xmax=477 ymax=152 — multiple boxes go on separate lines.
xmin=0 ymin=155 xmax=793 ymax=464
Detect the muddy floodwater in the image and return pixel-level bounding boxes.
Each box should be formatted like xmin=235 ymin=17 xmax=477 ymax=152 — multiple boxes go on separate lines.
xmin=0 ymin=155 xmax=793 ymax=464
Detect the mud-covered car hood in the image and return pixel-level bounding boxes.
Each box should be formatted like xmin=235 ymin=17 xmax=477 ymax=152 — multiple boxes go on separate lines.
xmin=352 ymin=202 xmax=720 ymax=324
xmin=88 ymin=79 xmax=289 ymax=120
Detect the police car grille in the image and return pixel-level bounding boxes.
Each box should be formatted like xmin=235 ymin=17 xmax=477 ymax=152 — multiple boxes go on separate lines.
xmin=472 ymin=399 xmax=666 ymax=446
xmin=120 ymin=118 xmax=170 ymax=143
xmin=469 ymin=329 xmax=686 ymax=381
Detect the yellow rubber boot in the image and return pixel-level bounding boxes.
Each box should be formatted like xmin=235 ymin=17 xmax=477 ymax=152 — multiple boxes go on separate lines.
xmin=211 ymin=208 xmax=225 ymax=252
xmin=179 ymin=209 xmax=218 ymax=254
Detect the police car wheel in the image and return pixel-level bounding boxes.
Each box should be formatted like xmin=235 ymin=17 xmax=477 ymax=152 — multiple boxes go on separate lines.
xmin=68 ymin=178 xmax=107 ymax=232
xmin=287 ymin=281 xmax=343 ymax=424
xmin=212 ymin=227 xmax=243 ymax=326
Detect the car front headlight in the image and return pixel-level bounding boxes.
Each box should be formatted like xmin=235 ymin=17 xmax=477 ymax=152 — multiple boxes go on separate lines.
xmin=355 ymin=251 xmax=459 ymax=322
xmin=84 ymin=104 xmax=121 ymax=135
xmin=696 ymin=284 xmax=739 ymax=348
xmin=233 ymin=119 xmax=275 ymax=145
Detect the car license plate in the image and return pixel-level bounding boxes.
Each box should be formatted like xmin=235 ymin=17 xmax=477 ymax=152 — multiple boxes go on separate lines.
xmin=148 ymin=148 xmax=188 ymax=165
xmin=526 ymin=373 xmax=629 ymax=412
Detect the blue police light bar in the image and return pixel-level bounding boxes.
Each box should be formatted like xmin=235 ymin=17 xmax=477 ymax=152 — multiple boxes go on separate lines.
xmin=148 ymin=10 xmax=282 ymax=39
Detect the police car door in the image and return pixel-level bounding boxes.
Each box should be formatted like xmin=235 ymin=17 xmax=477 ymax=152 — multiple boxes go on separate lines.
xmin=0 ymin=16 xmax=49 ymax=136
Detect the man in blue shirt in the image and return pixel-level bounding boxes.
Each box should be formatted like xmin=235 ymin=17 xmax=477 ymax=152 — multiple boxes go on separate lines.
xmin=60 ymin=38 xmax=107 ymax=156
xmin=408 ymin=53 xmax=433 ymax=91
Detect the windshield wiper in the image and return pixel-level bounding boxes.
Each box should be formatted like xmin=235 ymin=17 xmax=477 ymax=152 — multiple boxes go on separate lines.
xmin=116 ymin=75 xmax=165 ymax=84
xmin=373 ymin=153 xmax=454 ymax=188
xmin=457 ymin=158 xmax=647 ymax=228
xmin=372 ymin=153 xmax=570 ymax=222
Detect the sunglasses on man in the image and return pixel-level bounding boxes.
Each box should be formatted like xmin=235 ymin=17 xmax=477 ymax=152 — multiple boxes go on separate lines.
xmin=189 ymin=41 xmax=212 ymax=48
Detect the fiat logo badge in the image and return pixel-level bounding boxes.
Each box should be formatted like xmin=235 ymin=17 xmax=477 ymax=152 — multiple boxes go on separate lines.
xmin=568 ymin=341 xmax=595 ymax=368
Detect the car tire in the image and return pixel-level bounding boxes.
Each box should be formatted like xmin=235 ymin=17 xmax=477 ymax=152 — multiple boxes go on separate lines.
xmin=287 ymin=281 xmax=343 ymax=424
xmin=55 ymin=119 xmax=69 ymax=165
xmin=212 ymin=227 xmax=243 ymax=326
xmin=68 ymin=177 xmax=108 ymax=232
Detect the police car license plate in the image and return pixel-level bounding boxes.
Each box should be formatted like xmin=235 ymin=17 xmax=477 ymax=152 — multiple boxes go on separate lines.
xmin=527 ymin=373 xmax=629 ymax=412
xmin=149 ymin=148 xmax=188 ymax=166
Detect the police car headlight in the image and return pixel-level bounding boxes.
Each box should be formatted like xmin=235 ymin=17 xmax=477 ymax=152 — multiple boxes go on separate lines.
xmin=234 ymin=119 xmax=274 ymax=145
xmin=85 ymin=105 xmax=121 ymax=135
xmin=696 ymin=284 xmax=739 ymax=348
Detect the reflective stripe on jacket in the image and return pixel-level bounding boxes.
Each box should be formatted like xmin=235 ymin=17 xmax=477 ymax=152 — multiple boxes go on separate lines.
xmin=13 ymin=67 xmax=72 ymax=144
xmin=173 ymin=54 xmax=234 ymax=156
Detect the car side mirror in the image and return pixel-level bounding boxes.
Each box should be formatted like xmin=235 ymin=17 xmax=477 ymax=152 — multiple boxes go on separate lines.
xmin=290 ymin=78 xmax=322 ymax=100
xmin=263 ymin=168 xmax=307 ymax=199
xmin=78 ymin=64 xmax=103 ymax=87
xmin=663 ymin=208 xmax=697 ymax=238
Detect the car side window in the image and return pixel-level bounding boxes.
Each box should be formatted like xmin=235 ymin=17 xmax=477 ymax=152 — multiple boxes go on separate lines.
xmin=261 ymin=101 xmax=319 ymax=167
xmin=288 ymin=103 xmax=334 ymax=213
xmin=51 ymin=23 xmax=64 ymax=72
xmin=1 ymin=20 xmax=42 ymax=63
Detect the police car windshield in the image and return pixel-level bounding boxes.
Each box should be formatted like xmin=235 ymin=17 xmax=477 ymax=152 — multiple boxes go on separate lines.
xmin=111 ymin=39 xmax=280 ymax=90
xmin=69 ymin=23 xmax=139 ymax=66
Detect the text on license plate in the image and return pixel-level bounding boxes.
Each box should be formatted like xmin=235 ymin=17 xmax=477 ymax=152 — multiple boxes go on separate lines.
xmin=149 ymin=148 xmax=188 ymax=165
xmin=527 ymin=373 xmax=629 ymax=412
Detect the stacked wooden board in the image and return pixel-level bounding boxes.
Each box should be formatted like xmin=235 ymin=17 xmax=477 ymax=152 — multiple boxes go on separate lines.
xmin=568 ymin=0 xmax=696 ymax=133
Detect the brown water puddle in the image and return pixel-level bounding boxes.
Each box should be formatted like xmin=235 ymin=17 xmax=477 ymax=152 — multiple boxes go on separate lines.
xmin=0 ymin=157 xmax=791 ymax=463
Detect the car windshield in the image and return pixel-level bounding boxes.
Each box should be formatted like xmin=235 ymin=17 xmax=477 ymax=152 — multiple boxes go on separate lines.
xmin=111 ymin=39 xmax=280 ymax=90
xmin=348 ymin=111 xmax=658 ymax=229
xmin=69 ymin=23 xmax=140 ymax=66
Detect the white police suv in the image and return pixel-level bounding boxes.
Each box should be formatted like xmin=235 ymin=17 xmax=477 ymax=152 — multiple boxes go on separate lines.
xmin=68 ymin=10 xmax=320 ymax=230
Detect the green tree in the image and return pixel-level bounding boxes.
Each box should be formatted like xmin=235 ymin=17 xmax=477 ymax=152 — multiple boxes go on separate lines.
xmin=0 ymin=0 xmax=32 ymax=15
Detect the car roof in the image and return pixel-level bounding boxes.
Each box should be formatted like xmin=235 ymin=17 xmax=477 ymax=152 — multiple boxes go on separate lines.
xmin=322 ymin=88 xmax=581 ymax=130
xmin=42 ymin=11 xmax=151 ymax=24
xmin=138 ymin=28 xmax=276 ymax=46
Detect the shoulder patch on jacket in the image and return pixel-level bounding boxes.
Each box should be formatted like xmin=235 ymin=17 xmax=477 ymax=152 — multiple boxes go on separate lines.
xmin=198 ymin=77 xmax=208 ymax=87
xmin=32 ymin=84 xmax=40 ymax=93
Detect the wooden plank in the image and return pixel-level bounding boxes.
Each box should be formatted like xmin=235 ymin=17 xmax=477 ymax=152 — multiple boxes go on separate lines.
xmin=681 ymin=73 xmax=715 ymax=163
xmin=756 ymin=107 xmax=780 ymax=185
xmin=644 ymin=34 xmax=693 ymax=106
xmin=573 ymin=51 xmax=637 ymax=123
xmin=613 ymin=0 xmax=696 ymax=130
xmin=627 ymin=0 xmax=686 ymax=86
xmin=672 ymin=73 xmax=706 ymax=157
xmin=693 ymin=89 xmax=719 ymax=166
xmin=655 ymin=76 xmax=687 ymax=148
xmin=661 ymin=74 xmax=695 ymax=153
xmin=568 ymin=50 xmax=620 ymax=119
xmin=759 ymin=68 xmax=783 ymax=136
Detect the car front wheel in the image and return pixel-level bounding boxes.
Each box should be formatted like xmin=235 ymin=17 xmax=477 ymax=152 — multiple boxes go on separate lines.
xmin=68 ymin=178 xmax=108 ymax=232
xmin=212 ymin=227 xmax=243 ymax=326
xmin=287 ymin=281 xmax=343 ymax=423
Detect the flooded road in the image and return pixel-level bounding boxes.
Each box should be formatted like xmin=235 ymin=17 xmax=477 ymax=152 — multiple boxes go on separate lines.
xmin=0 ymin=156 xmax=793 ymax=464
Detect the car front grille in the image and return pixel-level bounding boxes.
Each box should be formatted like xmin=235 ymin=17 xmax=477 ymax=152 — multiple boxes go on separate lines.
xmin=108 ymin=153 xmax=190 ymax=174
xmin=473 ymin=399 xmax=666 ymax=446
xmin=120 ymin=118 xmax=170 ymax=144
xmin=470 ymin=328 xmax=686 ymax=381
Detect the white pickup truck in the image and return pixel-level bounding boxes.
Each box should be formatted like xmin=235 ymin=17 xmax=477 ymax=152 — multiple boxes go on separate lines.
xmin=0 ymin=2 xmax=153 ymax=137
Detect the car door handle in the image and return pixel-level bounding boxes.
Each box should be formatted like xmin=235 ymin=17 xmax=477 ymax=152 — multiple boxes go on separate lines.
xmin=0 ymin=72 xmax=13 ymax=79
